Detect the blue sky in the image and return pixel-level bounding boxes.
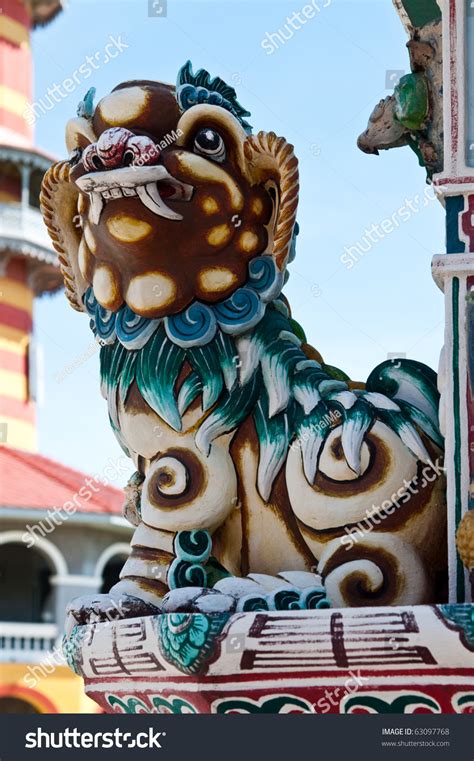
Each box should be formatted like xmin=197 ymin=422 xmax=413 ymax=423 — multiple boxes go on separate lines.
xmin=32 ymin=0 xmax=446 ymax=482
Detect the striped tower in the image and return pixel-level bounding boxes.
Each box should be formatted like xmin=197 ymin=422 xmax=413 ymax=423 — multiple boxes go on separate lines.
xmin=0 ymin=0 xmax=63 ymax=452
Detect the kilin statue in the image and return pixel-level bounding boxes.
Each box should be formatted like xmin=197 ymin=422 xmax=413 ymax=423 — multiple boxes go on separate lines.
xmin=41 ymin=62 xmax=446 ymax=624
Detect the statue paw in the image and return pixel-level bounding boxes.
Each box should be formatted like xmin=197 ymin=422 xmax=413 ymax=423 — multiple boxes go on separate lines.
xmin=65 ymin=593 xmax=161 ymax=633
xmin=162 ymin=571 xmax=330 ymax=613
xmin=223 ymin=572 xmax=330 ymax=611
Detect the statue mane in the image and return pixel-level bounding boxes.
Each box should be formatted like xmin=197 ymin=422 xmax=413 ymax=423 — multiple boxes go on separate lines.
xmin=95 ymin=284 xmax=440 ymax=502
xmin=176 ymin=60 xmax=252 ymax=133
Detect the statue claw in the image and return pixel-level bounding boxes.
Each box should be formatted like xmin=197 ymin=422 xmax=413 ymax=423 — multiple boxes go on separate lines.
xmin=65 ymin=593 xmax=161 ymax=630
xmin=161 ymin=571 xmax=330 ymax=614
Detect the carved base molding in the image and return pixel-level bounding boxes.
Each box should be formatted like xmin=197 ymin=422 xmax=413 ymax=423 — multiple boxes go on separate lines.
xmin=66 ymin=604 xmax=474 ymax=715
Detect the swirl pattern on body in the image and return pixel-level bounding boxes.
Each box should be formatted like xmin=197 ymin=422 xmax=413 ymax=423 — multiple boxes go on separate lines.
xmin=247 ymin=255 xmax=283 ymax=301
xmin=84 ymin=256 xmax=282 ymax=351
xmin=168 ymin=560 xmax=207 ymax=589
xmin=84 ymin=287 xmax=97 ymax=318
xmin=174 ymin=530 xmax=212 ymax=563
xmin=165 ymin=303 xmax=217 ymax=348
xmin=116 ymin=306 xmax=161 ymax=351
xmin=233 ymin=583 xmax=331 ymax=612
xmin=168 ymin=530 xmax=213 ymax=590
xmin=214 ymin=287 xmax=264 ymax=334
xmin=95 ymin=305 xmax=116 ymax=345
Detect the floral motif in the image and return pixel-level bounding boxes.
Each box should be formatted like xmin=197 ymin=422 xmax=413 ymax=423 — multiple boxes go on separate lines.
xmin=213 ymin=695 xmax=314 ymax=714
xmin=62 ymin=625 xmax=87 ymax=676
xmin=157 ymin=612 xmax=228 ymax=675
xmin=438 ymin=604 xmax=474 ymax=650
xmin=107 ymin=693 xmax=198 ymax=714
xmin=342 ymin=694 xmax=441 ymax=714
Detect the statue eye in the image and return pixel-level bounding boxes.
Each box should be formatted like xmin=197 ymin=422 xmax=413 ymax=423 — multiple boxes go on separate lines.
xmin=193 ymin=128 xmax=225 ymax=162
xmin=153 ymin=456 xmax=189 ymax=497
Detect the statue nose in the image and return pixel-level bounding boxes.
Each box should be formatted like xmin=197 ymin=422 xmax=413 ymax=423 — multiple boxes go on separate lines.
xmin=122 ymin=135 xmax=162 ymax=168
xmin=357 ymin=134 xmax=379 ymax=155
xmin=95 ymin=129 xmax=162 ymax=169
xmin=96 ymin=127 xmax=135 ymax=168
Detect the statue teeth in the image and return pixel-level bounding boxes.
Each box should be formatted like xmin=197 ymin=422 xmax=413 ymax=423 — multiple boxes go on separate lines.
xmin=87 ymin=181 xmax=183 ymax=224
xmin=89 ymin=192 xmax=105 ymax=224
xmin=136 ymin=182 xmax=183 ymax=221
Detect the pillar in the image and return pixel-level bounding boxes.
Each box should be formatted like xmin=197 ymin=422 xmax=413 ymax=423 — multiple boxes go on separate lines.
xmin=432 ymin=0 xmax=474 ymax=602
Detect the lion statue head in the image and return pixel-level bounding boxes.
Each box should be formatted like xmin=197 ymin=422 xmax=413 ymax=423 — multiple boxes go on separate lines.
xmin=41 ymin=62 xmax=299 ymax=327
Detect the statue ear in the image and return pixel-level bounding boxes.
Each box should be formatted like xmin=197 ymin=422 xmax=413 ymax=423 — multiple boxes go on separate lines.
xmin=40 ymin=117 xmax=97 ymax=312
xmin=40 ymin=161 xmax=87 ymax=312
xmin=65 ymin=116 xmax=97 ymax=153
xmin=244 ymin=131 xmax=299 ymax=269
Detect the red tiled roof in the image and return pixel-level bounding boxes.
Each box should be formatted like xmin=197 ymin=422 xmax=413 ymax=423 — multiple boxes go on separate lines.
xmin=0 ymin=447 xmax=124 ymax=515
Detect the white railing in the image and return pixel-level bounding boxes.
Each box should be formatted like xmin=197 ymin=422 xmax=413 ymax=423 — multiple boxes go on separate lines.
xmin=0 ymin=203 xmax=54 ymax=252
xmin=0 ymin=622 xmax=59 ymax=663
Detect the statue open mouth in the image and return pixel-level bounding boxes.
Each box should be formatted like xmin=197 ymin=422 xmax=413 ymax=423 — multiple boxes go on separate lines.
xmin=75 ymin=165 xmax=194 ymax=224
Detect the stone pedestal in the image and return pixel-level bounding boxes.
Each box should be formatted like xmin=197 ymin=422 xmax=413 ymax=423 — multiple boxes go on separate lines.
xmin=66 ymin=606 xmax=474 ymax=714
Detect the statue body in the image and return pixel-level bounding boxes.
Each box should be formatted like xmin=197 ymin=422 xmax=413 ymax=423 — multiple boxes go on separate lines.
xmin=41 ymin=63 xmax=447 ymax=619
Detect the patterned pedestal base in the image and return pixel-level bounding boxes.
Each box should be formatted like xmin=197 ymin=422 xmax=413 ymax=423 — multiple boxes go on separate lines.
xmin=66 ymin=605 xmax=474 ymax=714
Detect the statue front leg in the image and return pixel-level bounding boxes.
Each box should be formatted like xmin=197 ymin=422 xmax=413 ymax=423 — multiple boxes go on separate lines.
xmin=124 ymin=446 xmax=329 ymax=615
xmin=66 ymin=434 xmax=240 ymax=627
xmin=65 ymin=474 xmax=167 ymax=628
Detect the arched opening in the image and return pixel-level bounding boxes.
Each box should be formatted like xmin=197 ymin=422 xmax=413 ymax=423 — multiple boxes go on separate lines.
xmin=0 ymin=686 xmax=57 ymax=714
xmin=95 ymin=543 xmax=130 ymax=594
xmin=0 ymin=161 xmax=21 ymax=203
xmin=29 ymin=168 xmax=45 ymax=210
xmin=0 ymin=697 xmax=39 ymax=714
xmin=0 ymin=542 xmax=55 ymax=623
xmin=100 ymin=553 xmax=128 ymax=594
